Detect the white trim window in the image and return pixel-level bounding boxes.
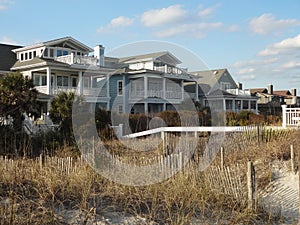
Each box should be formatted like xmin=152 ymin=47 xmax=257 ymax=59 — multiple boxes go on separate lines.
xmin=33 ymin=73 xmax=47 ymax=86
xmin=118 ymin=80 xmax=123 ymax=96
xmin=57 ymin=75 xmax=69 ymax=87
xmin=220 ymin=82 xmax=231 ymax=90
xmin=118 ymin=104 xmax=123 ymax=114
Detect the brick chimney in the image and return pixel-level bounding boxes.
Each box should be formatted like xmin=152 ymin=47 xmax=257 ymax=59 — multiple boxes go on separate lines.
xmin=291 ymin=88 xmax=297 ymax=96
xmin=268 ymin=84 xmax=273 ymax=95
xmin=237 ymin=82 xmax=243 ymax=90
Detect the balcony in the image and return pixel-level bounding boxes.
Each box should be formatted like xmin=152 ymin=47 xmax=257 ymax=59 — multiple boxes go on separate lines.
xmin=226 ymin=89 xmax=251 ymax=96
xmin=35 ymin=86 xmax=107 ymax=97
xmin=154 ymin=65 xmax=187 ymax=75
xmin=55 ymin=54 xmax=98 ymax=66
xmin=129 ymin=90 xmax=182 ymax=100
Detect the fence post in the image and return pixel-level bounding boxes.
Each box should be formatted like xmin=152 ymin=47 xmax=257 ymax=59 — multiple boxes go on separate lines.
xmin=298 ymin=146 xmax=300 ymax=224
xmin=161 ymin=131 xmax=165 ymax=155
xmin=281 ymin=105 xmax=287 ymax=128
xmin=220 ymin=147 xmax=224 ymax=168
xmin=291 ymin=144 xmax=295 ymax=173
xmin=247 ymin=161 xmax=255 ymax=210
xmin=39 ymin=154 xmax=43 ymax=170
xmin=93 ymin=136 xmax=95 ymax=167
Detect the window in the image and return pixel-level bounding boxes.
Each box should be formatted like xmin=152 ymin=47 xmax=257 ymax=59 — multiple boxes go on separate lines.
xmin=220 ymin=82 xmax=231 ymax=90
xmin=63 ymin=50 xmax=68 ymax=56
xmin=118 ymin=80 xmax=123 ymax=96
xmin=20 ymin=53 xmax=24 ymax=61
xmin=43 ymin=48 xmax=48 ymax=57
xmin=118 ymin=105 xmax=123 ymax=114
xmin=33 ymin=74 xmax=47 ymax=86
xmin=83 ymin=77 xmax=90 ymax=88
xmin=25 ymin=52 xmax=28 ymax=60
xmin=33 ymin=51 xmax=37 ymax=58
xmin=57 ymin=50 xmax=62 ymax=57
xmin=71 ymin=77 xmax=77 ymax=87
xmin=57 ymin=76 xmax=69 ymax=87
xmin=29 ymin=52 xmax=32 ymax=59
xmin=50 ymin=49 xmax=54 ymax=57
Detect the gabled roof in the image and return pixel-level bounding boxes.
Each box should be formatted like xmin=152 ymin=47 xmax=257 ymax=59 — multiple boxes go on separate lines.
xmin=12 ymin=37 xmax=93 ymax=53
xmin=273 ymin=90 xmax=292 ymax=97
xmin=11 ymin=57 xmax=70 ymax=70
xmin=119 ymin=51 xmax=182 ymax=66
xmin=0 ymin=43 xmax=22 ymax=71
xmin=249 ymin=88 xmax=267 ymax=94
xmin=190 ymin=68 xmax=238 ymax=93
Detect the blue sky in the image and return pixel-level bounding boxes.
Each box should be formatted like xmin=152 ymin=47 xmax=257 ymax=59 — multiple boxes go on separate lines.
xmin=1 ymin=0 xmax=300 ymax=91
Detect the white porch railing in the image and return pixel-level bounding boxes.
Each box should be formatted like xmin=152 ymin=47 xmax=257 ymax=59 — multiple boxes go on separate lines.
xmin=282 ymin=105 xmax=300 ymax=127
xmin=226 ymin=89 xmax=251 ymax=96
xmin=166 ymin=91 xmax=181 ymax=99
xmin=129 ymin=90 xmax=182 ymax=99
xmin=55 ymin=54 xmax=98 ymax=66
xmin=52 ymin=86 xmax=77 ymax=95
xmin=154 ymin=65 xmax=187 ymax=75
xmin=35 ymin=86 xmax=107 ymax=97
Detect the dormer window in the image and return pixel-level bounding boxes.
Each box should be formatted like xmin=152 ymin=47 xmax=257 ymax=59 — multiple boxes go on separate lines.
xmin=221 ymin=82 xmax=231 ymax=90
xmin=49 ymin=49 xmax=54 ymax=57
xmin=44 ymin=48 xmax=48 ymax=57
xmin=57 ymin=50 xmax=62 ymax=57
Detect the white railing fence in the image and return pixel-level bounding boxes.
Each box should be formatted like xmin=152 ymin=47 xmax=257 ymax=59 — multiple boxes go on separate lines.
xmin=281 ymin=105 xmax=300 ymax=127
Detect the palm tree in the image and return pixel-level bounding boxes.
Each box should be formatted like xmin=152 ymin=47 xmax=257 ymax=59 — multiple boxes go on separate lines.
xmin=49 ymin=92 xmax=75 ymax=143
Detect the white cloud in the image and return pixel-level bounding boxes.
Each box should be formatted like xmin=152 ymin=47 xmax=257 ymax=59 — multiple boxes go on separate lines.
xmin=273 ymin=33 xmax=300 ymax=48
xmin=139 ymin=4 xmax=234 ymax=38
xmin=0 ymin=36 xmax=17 ymax=45
xmin=141 ymin=5 xmax=187 ymax=27
xmin=97 ymin=16 xmax=134 ymax=33
xmin=110 ymin=16 xmax=134 ymax=28
xmin=96 ymin=4 xmax=237 ymax=39
xmin=227 ymin=25 xmax=239 ymax=32
xmin=240 ymin=74 xmax=256 ymax=81
xmin=236 ymin=68 xmax=255 ymax=75
xmin=230 ymin=34 xmax=300 ymax=89
xmin=154 ymin=22 xmax=223 ymax=38
xmin=249 ymin=13 xmax=300 ymax=35
xmin=198 ymin=3 xmax=221 ymax=18
xmin=258 ymin=34 xmax=300 ymax=56
xmin=0 ymin=0 xmax=13 ymax=10
xmin=280 ymin=61 xmax=300 ymax=69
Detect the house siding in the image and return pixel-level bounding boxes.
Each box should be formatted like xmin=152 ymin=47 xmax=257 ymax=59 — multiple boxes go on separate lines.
xmin=109 ymin=75 xmax=124 ymax=112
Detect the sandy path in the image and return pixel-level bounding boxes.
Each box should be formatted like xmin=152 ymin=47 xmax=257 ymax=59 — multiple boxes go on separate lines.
xmin=259 ymin=163 xmax=299 ymax=224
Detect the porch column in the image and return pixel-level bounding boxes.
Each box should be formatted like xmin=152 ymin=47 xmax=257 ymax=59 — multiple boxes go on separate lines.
xmin=255 ymin=102 xmax=258 ymax=114
xmin=78 ymin=71 xmax=83 ymax=95
xmin=282 ymin=105 xmax=287 ymax=128
xmin=163 ymin=78 xmax=166 ymax=99
xmin=144 ymin=76 xmax=148 ymax=99
xmin=181 ymin=80 xmax=184 ymax=100
xmin=46 ymin=67 xmax=51 ymax=95
xmin=223 ymin=98 xmax=226 ymax=111
xmin=248 ymin=100 xmax=251 ymax=110
xmin=106 ymin=74 xmax=110 ymax=110
xmin=195 ymin=82 xmax=199 ymax=101
xmin=232 ymin=99 xmax=235 ymax=112
xmin=240 ymin=100 xmax=243 ymax=111
xmin=123 ymin=76 xmax=126 ymax=113
xmin=163 ymin=103 xmax=166 ymax=111
xmin=144 ymin=103 xmax=148 ymax=114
